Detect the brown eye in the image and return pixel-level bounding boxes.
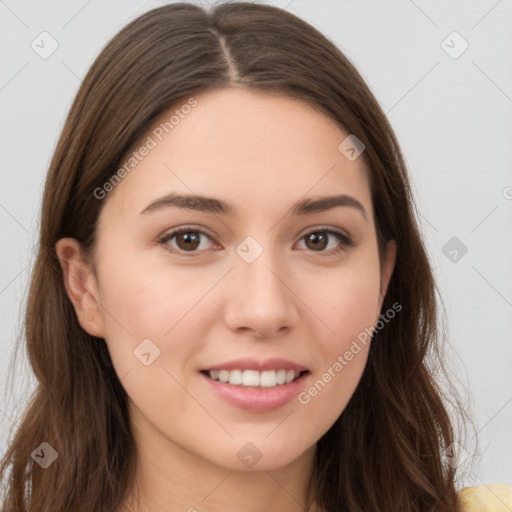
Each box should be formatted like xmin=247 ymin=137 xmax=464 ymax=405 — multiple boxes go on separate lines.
xmin=159 ymin=228 xmax=216 ymax=254
xmin=304 ymin=232 xmax=329 ymax=251
xmin=175 ymin=231 xmax=201 ymax=251
xmin=297 ymin=228 xmax=354 ymax=254
xmin=158 ymin=226 xmax=353 ymax=256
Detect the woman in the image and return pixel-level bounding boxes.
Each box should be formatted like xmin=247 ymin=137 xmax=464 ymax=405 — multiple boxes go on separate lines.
xmin=1 ymin=2 xmax=510 ymax=511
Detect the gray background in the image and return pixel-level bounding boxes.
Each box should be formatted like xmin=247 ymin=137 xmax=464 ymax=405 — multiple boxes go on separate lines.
xmin=1 ymin=0 xmax=511 ymax=489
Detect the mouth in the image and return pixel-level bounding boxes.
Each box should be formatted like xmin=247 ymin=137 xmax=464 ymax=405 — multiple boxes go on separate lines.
xmin=199 ymin=359 xmax=310 ymax=412
xmin=201 ymin=368 xmax=309 ymax=389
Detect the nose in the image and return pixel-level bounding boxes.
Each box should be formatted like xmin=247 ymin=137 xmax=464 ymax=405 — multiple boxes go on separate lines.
xmin=223 ymin=250 xmax=299 ymax=339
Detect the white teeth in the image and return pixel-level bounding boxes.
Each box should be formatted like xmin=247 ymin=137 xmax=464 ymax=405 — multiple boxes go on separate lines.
xmin=228 ymin=369 xmax=243 ymax=385
xmin=260 ymin=370 xmax=276 ymax=387
xmin=207 ymin=369 xmax=303 ymax=388
xmin=242 ymin=370 xmax=260 ymax=386
xmin=218 ymin=370 xmax=229 ymax=383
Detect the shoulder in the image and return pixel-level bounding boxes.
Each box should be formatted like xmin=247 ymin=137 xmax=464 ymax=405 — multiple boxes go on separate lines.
xmin=458 ymin=484 xmax=512 ymax=511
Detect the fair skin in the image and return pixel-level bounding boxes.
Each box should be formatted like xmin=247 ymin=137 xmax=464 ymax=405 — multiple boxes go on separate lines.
xmin=56 ymin=87 xmax=396 ymax=512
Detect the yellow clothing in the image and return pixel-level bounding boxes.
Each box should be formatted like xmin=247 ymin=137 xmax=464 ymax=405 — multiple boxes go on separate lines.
xmin=459 ymin=484 xmax=512 ymax=511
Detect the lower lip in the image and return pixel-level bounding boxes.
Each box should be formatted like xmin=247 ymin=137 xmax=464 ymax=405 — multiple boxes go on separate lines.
xmin=201 ymin=372 xmax=309 ymax=412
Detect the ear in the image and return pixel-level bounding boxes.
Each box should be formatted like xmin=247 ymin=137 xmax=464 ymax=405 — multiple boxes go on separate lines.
xmin=55 ymin=238 xmax=105 ymax=338
xmin=377 ymin=239 xmax=396 ymax=313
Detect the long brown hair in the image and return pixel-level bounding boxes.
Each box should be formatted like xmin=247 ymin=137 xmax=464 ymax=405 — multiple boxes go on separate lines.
xmin=1 ymin=2 xmax=475 ymax=511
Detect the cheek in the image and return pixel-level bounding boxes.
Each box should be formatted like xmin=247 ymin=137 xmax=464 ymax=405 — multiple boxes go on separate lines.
xmin=315 ymin=280 xmax=377 ymax=374
xmin=93 ymin=252 xmax=215 ymax=425
xmin=94 ymin=246 xmax=214 ymax=372
xmin=329 ymin=274 xmax=381 ymax=348
xmin=293 ymin=251 xmax=381 ymax=417
xmin=307 ymin=250 xmax=382 ymax=351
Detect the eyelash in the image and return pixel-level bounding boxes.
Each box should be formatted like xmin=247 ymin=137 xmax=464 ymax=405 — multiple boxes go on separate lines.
xmin=157 ymin=225 xmax=354 ymax=256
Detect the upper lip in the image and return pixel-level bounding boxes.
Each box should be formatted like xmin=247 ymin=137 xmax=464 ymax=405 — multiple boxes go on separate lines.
xmin=202 ymin=358 xmax=309 ymax=372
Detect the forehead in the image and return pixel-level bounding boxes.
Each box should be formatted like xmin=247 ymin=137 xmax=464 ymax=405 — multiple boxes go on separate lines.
xmin=100 ymin=87 xmax=372 ymax=223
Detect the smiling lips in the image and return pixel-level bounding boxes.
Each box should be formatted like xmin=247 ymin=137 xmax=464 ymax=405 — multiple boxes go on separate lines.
xmin=201 ymin=358 xmax=310 ymax=412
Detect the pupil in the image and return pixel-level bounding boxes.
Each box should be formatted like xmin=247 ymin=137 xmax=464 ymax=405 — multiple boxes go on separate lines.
xmin=179 ymin=232 xmax=199 ymax=250
xmin=306 ymin=232 xmax=327 ymax=251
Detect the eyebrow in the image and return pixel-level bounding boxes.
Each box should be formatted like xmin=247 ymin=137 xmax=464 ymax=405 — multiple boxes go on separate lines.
xmin=140 ymin=192 xmax=367 ymax=220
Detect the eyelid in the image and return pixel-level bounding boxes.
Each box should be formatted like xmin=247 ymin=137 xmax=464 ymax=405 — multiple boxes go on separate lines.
xmin=159 ymin=224 xmax=215 ymax=240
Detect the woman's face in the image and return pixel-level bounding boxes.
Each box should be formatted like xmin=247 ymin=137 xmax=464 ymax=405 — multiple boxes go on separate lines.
xmin=59 ymin=87 xmax=395 ymax=473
